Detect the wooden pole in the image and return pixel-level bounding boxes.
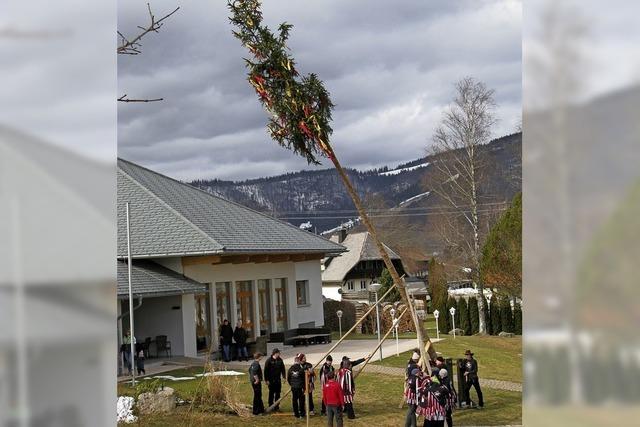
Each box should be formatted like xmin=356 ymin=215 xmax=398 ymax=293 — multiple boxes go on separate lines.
xmin=354 ymin=308 xmax=408 ymax=379
xmin=326 ymin=152 xmax=437 ymax=366
xmin=265 ymin=281 xmax=399 ymax=413
xmin=305 ymin=370 xmax=310 ymax=426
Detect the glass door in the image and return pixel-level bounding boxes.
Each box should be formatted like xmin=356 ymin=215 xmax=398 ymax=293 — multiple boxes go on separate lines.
xmin=258 ymin=279 xmax=271 ymax=336
xmin=215 ymin=282 xmax=231 ymax=326
xmin=274 ymin=278 xmax=288 ymax=332
xmin=236 ymin=280 xmax=254 ymax=338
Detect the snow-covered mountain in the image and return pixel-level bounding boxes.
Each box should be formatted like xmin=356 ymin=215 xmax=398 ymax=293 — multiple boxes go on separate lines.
xmin=191 ymin=133 xmax=521 ymax=250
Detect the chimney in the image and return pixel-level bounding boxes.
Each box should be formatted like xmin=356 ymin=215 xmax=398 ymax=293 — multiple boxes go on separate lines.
xmin=339 ymin=227 xmax=347 ymax=243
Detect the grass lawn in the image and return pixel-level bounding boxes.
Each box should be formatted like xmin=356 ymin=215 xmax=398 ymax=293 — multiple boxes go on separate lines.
xmin=331 ymin=314 xmax=521 ymax=383
xmin=372 ymin=334 xmax=522 ymax=383
xmin=119 ymin=366 xmax=521 ymax=426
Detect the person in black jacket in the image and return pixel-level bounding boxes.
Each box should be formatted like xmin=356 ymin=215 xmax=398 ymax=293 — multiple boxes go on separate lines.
xmin=233 ymin=320 xmax=249 ymax=361
xmin=219 ymin=319 xmax=233 ymax=362
xmin=249 ymin=352 xmax=265 ymax=415
xmin=264 ymin=348 xmax=286 ymax=411
xmin=287 ymin=355 xmax=306 ymax=418
xmin=319 ymin=355 xmax=335 ymax=416
xmin=435 ymin=357 xmax=456 ymax=425
xmin=461 ymin=349 xmax=483 ymax=408
xmin=299 ymin=354 xmax=316 ymax=415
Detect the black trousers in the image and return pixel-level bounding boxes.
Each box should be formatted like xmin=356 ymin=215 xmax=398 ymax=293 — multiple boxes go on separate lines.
xmin=268 ymin=381 xmax=282 ymax=409
xmin=344 ymin=402 xmax=355 ymax=419
xmin=252 ymin=383 xmax=264 ymax=415
xmin=424 ymin=420 xmax=445 ymax=427
xmin=446 ymin=407 xmax=453 ymax=426
xmin=308 ymin=391 xmax=315 ymax=412
xmin=465 ymin=377 xmax=484 ymax=407
xmin=292 ymin=388 xmax=305 ymax=417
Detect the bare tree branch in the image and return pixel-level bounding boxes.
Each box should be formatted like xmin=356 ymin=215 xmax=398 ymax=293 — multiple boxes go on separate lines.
xmin=118 ymin=94 xmax=164 ymax=103
xmin=117 ymin=4 xmax=180 ymax=55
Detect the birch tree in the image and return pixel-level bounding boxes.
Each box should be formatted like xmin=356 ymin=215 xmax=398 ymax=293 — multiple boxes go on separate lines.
xmin=430 ymin=77 xmax=496 ymax=334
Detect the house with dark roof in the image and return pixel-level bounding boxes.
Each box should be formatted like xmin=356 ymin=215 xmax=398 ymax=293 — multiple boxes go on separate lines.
xmin=117 ymin=159 xmax=344 ymax=359
xmin=321 ymin=230 xmax=405 ymax=303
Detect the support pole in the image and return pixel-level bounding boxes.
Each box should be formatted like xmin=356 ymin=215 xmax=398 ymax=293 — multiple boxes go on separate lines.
xmin=354 ymin=308 xmax=408 ymax=379
xmin=126 ymin=202 xmax=136 ymax=386
xmin=265 ymin=281 xmax=399 ymax=413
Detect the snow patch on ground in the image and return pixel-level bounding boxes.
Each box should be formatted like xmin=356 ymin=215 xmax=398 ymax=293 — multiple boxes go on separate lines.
xmin=379 ymin=162 xmax=430 ymax=176
xmin=117 ymin=396 xmax=137 ymax=424
xmin=195 ymin=371 xmax=245 ymax=377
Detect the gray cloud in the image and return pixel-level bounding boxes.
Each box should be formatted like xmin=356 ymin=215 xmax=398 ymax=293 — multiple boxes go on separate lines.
xmin=118 ymin=0 xmax=522 ymax=181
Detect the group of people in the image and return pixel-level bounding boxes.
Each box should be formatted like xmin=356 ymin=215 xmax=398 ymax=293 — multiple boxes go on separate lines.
xmin=404 ymin=349 xmax=484 ymax=427
xmin=246 ymin=348 xmax=369 ymax=425
xmin=219 ymin=319 xmax=249 ymax=362
xmin=120 ymin=329 xmax=145 ymax=376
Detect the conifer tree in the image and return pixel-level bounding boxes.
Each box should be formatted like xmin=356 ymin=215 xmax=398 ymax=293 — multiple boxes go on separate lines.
xmin=513 ymin=302 xmax=522 ymax=335
xmin=469 ymin=296 xmax=480 ymax=334
xmin=460 ymin=298 xmax=472 ymax=335
xmin=491 ymin=296 xmax=502 ymax=334
xmin=500 ymin=297 xmax=514 ymax=333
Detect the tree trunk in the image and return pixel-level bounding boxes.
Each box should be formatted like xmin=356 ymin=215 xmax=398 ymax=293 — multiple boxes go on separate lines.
xmin=328 ymin=153 xmax=437 ymax=365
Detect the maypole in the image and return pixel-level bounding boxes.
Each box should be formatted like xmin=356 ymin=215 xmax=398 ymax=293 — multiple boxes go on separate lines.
xmin=228 ymin=0 xmax=437 ymax=367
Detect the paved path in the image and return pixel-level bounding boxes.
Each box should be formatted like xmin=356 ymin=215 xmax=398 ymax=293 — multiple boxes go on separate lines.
xmin=362 ymin=364 xmax=522 ymax=392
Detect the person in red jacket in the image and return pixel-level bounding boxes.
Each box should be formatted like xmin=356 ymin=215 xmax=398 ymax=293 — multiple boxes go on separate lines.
xmin=322 ymin=371 xmax=344 ymax=427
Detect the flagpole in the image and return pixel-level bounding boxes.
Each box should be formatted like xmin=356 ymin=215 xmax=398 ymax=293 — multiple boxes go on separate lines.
xmin=126 ymin=202 xmax=136 ymax=386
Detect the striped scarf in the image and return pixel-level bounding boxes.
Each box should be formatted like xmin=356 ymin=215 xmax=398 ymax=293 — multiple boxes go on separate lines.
xmin=416 ymin=378 xmax=448 ymax=420
xmin=338 ymin=368 xmax=354 ymax=403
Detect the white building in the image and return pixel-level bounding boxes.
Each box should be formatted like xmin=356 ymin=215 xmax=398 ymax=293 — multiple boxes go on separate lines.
xmin=117 ymin=159 xmax=344 ymax=360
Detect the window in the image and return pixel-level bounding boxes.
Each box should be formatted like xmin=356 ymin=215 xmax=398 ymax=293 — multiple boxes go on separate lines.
xmin=346 ymin=281 xmax=354 ymax=291
xmin=296 ymin=280 xmax=309 ymax=306
xmin=360 ymin=280 xmax=367 ymax=290
xmin=274 ymin=278 xmax=288 ymax=331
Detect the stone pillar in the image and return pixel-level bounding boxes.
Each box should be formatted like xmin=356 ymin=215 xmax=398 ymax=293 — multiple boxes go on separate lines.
xmin=209 ymin=284 xmax=219 ymax=354
xmin=252 ymin=280 xmax=260 ymax=338
xmin=181 ymin=294 xmax=197 ymax=357
xmin=269 ymin=279 xmax=278 ymax=333
xmin=229 ymin=281 xmax=238 ymax=327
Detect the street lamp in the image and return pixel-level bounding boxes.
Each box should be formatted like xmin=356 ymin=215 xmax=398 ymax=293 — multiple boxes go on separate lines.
xmin=369 ymin=282 xmax=383 ymax=361
xmin=433 ymin=309 xmax=440 ymax=340
xmin=389 ymin=308 xmax=396 ymax=337
xmin=449 ymin=306 xmax=457 ymax=339
xmin=389 ymin=307 xmax=399 ymax=356
xmin=393 ymin=318 xmax=400 ymax=356
xmin=336 ymin=310 xmax=343 ymax=338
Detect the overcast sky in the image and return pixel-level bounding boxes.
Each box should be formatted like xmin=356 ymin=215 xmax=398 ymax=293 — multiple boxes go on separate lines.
xmin=118 ymin=0 xmax=522 ymax=181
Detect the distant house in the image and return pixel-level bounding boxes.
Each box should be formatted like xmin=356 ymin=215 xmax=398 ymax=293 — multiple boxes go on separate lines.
xmin=321 ymin=230 xmax=405 ymax=304
xmin=117 ymin=159 xmax=344 ymax=361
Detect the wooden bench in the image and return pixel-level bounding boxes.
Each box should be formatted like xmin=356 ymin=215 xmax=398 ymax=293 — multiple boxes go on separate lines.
xmin=283 ymin=327 xmax=332 ymax=346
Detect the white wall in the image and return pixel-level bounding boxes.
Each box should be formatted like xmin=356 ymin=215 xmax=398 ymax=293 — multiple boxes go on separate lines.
xmin=181 ymin=294 xmax=197 ymax=357
xmin=294 ymin=260 xmax=324 ymax=327
xmin=122 ymin=296 xmax=185 ymax=357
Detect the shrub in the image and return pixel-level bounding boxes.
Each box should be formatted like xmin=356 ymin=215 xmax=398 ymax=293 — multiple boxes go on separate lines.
xmin=490 ymin=296 xmax=502 ymax=335
xmin=446 ymin=296 xmax=456 ymax=332
xmin=500 ymin=297 xmax=514 ymax=333
xmin=513 ymin=302 xmax=522 ymax=335
xmin=459 ymin=298 xmax=471 ymax=336
xmin=469 ymin=296 xmax=480 ymax=334
xmin=485 ymin=297 xmax=493 ymax=335
xmin=323 ymin=300 xmax=356 ymax=332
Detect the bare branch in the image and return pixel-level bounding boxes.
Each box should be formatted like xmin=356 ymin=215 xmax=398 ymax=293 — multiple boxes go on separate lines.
xmin=117 ymin=4 xmax=180 ymax=55
xmin=118 ymin=94 xmax=164 ymax=103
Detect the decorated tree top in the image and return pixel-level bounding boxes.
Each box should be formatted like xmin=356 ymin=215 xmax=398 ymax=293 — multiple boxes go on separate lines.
xmin=228 ymin=0 xmax=335 ymax=165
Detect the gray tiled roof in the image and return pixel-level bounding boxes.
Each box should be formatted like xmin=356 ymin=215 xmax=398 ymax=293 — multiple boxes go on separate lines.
xmin=322 ymin=232 xmax=401 ymax=282
xmin=118 ymin=159 xmax=345 ymax=258
xmin=117 ymin=260 xmax=208 ymax=298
